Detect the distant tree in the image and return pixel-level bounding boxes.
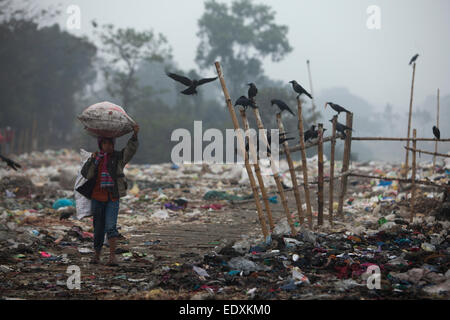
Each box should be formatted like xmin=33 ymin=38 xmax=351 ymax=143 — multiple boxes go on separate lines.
xmin=196 ymin=0 xmax=292 ymax=98
xmin=0 ymin=11 xmax=97 ymax=150
xmin=95 ymin=24 xmax=172 ymax=110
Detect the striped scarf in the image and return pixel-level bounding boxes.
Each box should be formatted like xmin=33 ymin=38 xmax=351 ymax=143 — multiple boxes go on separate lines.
xmin=94 ymin=151 xmax=114 ymax=189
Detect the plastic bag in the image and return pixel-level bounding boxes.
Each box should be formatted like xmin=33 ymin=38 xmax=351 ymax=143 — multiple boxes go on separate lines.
xmin=78 ymin=101 xmax=136 ymax=138
xmin=74 ymin=149 xmax=92 ymax=220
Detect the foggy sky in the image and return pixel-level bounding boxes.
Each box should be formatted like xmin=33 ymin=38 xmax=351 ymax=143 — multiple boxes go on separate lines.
xmin=35 ymin=0 xmax=450 ymax=114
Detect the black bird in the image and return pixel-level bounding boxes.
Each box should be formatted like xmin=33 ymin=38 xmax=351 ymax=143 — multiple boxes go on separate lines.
xmin=304 ymin=125 xmax=316 ymax=142
xmin=0 ymin=154 xmax=21 ymax=171
xmin=330 ymin=120 xmax=353 ymax=139
xmin=289 ymin=80 xmax=312 ymax=99
xmin=59 ymin=208 xmax=74 ymax=220
xmin=248 ymin=83 xmax=258 ymax=101
xmin=234 ymin=96 xmax=256 ymax=109
xmin=271 ymin=99 xmax=295 ymax=116
xmin=325 ymin=102 xmax=351 ymax=115
xmin=433 ymin=126 xmax=440 ymax=140
xmin=409 ymin=54 xmax=419 ymax=65
xmin=166 ymin=72 xmax=218 ymax=95
xmin=304 ymin=125 xmax=327 ymax=142
xmin=173 ymin=198 xmax=188 ymax=211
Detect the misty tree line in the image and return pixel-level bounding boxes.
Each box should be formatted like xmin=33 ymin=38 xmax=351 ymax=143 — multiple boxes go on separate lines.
xmin=0 ymin=0 xmax=320 ymax=164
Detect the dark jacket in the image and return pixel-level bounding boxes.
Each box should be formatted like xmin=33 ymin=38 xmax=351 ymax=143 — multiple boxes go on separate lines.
xmin=76 ymin=136 xmax=138 ymax=200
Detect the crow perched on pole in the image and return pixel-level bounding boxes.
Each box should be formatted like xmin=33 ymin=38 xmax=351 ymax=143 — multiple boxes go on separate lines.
xmin=289 ymin=80 xmax=313 ymax=99
xmin=166 ymin=72 xmax=218 ymax=95
xmin=409 ymin=54 xmax=419 ymax=65
xmin=0 ymin=154 xmax=21 ymax=171
xmin=234 ymin=96 xmax=256 ymax=110
xmin=304 ymin=125 xmax=327 ymax=142
xmin=304 ymin=125 xmax=316 ymax=142
xmin=433 ymin=126 xmax=440 ymax=140
xmin=271 ymin=99 xmax=295 ymax=116
xmin=325 ymin=102 xmax=351 ymax=115
xmin=330 ymin=120 xmax=353 ymax=139
xmin=248 ymin=83 xmax=258 ymax=101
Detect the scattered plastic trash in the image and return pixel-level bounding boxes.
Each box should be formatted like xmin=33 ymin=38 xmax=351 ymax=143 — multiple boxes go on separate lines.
xmin=151 ymin=210 xmax=169 ymax=220
xmin=193 ymin=266 xmax=210 ymax=277
xmin=52 ymin=198 xmax=75 ymax=210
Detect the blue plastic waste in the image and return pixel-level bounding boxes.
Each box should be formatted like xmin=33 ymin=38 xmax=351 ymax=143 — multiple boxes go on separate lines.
xmin=378 ymin=180 xmax=392 ymax=186
xmin=268 ymin=196 xmax=278 ymax=204
xmin=52 ymin=198 xmax=75 ymax=210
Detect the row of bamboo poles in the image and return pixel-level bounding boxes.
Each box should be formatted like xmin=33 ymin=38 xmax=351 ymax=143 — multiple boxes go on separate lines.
xmin=215 ymin=62 xmax=355 ymax=236
xmin=215 ymin=60 xmax=448 ymax=238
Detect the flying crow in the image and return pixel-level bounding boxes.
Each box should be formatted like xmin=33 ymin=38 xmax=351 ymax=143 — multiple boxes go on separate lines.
xmin=167 ymin=72 xmax=218 ymax=95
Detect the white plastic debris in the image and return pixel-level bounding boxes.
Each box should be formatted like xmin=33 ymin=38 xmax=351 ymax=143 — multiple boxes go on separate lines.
xmin=151 ymin=210 xmax=170 ymax=220
xmin=193 ymin=266 xmax=210 ymax=278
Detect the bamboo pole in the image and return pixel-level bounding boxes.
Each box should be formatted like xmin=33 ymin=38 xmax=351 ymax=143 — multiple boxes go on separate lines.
xmin=239 ymin=108 xmax=274 ymax=231
xmin=404 ymin=146 xmax=450 ymax=158
xmin=404 ymin=62 xmax=417 ymax=177
xmin=250 ymin=107 xmax=287 ymax=231
xmin=306 ymin=60 xmax=316 ymax=113
xmin=329 ymin=116 xmax=337 ymax=226
xmin=351 ymin=137 xmax=450 ymax=142
xmin=24 ymin=127 xmax=30 ymax=154
xmin=31 ymin=113 xmax=37 ymax=151
xmin=296 ymin=97 xmax=313 ymax=228
xmin=338 ymin=112 xmax=353 ymax=217
xmin=214 ymin=62 xmax=269 ymax=239
xmin=317 ymin=123 xmax=324 ymax=226
xmin=276 ymin=113 xmax=302 ymax=231
xmin=282 ymin=133 xmax=345 ymax=154
xmin=346 ymin=172 xmax=449 ymax=189
xmin=0 ymin=128 xmax=4 ymax=156
xmin=411 ymin=129 xmax=417 ymax=222
xmin=433 ymin=89 xmax=440 ymax=172
xmin=8 ymin=129 xmax=14 ymax=155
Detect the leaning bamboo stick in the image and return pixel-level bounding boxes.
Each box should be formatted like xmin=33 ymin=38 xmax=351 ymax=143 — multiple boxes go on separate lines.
xmin=411 ymin=129 xmax=417 ymax=222
xmin=329 ymin=116 xmax=337 ymax=226
xmin=433 ymin=89 xmax=440 ymax=172
xmin=31 ymin=113 xmax=37 ymax=151
xmin=346 ymin=172 xmax=449 ymax=189
xmin=403 ymin=146 xmax=450 ymax=158
xmin=239 ymin=108 xmax=274 ymax=231
xmin=214 ymin=62 xmax=269 ymax=239
xmin=296 ymin=97 xmax=313 ymax=228
xmin=306 ymin=60 xmax=316 ymax=113
xmin=338 ymin=112 xmax=353 ymax=217
xmin=282 ymin=133 xmax=346 ymax=154
xmin=405 ymin=62 xmax=417 ymax=177
xmin=276 ymin=113 xmax=302 ymax=231
xmin=250 ymin=107 xmax=287 ymax=231
xmin=317 ymin=123 xmax=324 ymax=226
xmin=351 ymin=137 xmax=450 ymax=142
xmin=24 ymin=127 xmax=30 ymax=154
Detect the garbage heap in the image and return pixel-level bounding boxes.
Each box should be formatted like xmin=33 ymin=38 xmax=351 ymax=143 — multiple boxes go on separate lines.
xmin=0 ymin=149 xmax=449 ymax=299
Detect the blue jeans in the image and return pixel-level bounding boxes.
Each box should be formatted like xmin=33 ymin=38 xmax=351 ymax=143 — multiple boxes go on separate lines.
xmin=91 ymin=199 xmax=119 ymax=252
